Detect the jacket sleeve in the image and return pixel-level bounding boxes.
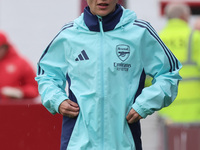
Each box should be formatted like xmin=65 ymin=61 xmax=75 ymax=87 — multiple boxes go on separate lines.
xmin=35 ymin=33 xmax=69 ymax=114
xmin=132 ymin=21 xmax=182 ymax=118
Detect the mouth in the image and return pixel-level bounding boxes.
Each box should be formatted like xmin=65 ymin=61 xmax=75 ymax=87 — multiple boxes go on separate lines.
xmin=97 ymin=3 xmax=109 ymax=9
xmin=98 ymin=3 xmax=109 ymax=6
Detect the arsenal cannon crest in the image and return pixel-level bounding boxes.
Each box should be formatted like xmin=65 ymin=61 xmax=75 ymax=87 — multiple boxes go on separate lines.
xmin=116 ymin=44 xmax=130 ymax=62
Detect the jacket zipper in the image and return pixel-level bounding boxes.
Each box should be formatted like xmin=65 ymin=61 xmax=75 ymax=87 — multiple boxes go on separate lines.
xmin=98 ymin=16 xmax=105 ymax=150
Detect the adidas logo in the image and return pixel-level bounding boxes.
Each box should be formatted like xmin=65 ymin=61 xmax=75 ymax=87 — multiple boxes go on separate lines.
xmin=75 ymin=50 xmax=89 ymax=61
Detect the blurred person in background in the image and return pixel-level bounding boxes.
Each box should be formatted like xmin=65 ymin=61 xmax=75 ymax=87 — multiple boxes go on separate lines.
xmin=158 ymin=2 xmax=200 ymax=123
xmin=0 ymin=31 xmax=39 ymax=100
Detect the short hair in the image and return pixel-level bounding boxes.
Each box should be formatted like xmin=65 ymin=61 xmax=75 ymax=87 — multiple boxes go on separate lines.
xmin=164 ymin=2 xmax=191 ymax=20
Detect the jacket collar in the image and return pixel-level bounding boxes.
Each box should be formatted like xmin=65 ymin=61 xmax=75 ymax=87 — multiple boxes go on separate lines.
xmin=83 ymin=4 xmax=123 ymax=32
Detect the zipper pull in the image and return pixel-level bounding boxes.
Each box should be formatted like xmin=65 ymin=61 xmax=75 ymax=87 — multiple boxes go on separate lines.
xmin=97 ymin=16 xmax=103 ymax=32
xmin=99 ymin=18 xmax=102 ymax=22
xmin=97 ymin=15 xmax=102 ymax=22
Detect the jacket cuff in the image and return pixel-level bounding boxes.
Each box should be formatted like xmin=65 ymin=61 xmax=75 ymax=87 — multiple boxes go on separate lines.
xmin=54 ymin=95 xmax=69 ymax=114
xmin=132 ymin=103 xmax=148 ymax=119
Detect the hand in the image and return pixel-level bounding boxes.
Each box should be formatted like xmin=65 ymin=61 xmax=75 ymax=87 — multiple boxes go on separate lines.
xmin=59 ymin=99 xmax=79 ymax=118
xmin=126 ymin=108 xmax=142 ymax=124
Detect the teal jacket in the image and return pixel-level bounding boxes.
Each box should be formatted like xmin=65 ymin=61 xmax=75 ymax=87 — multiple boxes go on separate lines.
xmin=36 ymin=5 xmax=182 ymax=150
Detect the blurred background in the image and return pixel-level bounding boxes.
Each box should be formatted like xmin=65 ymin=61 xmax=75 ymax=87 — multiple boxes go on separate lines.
xmin=0 ymin=0 xmax=200 ymax=150
xmin=0 ymin=0 xmax=199 ymax=67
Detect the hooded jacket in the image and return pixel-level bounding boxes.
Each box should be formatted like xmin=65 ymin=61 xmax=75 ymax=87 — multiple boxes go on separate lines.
xmin=36 ymin=5 xmax=182 ymax=150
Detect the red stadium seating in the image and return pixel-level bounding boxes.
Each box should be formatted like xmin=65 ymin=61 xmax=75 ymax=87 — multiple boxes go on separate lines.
xmin=0 ymin=98 xmax=62 ymax=150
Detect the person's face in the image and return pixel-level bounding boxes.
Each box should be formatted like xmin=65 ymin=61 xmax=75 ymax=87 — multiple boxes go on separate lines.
xmin=0 ymin=45 xmax=8 ymax=60
xmin=86 ymin=0 xmax=118 ymax=17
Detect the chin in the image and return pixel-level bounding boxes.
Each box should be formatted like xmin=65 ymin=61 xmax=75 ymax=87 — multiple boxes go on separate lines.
xmin=97 ymin=12 xmax=110 ymax=17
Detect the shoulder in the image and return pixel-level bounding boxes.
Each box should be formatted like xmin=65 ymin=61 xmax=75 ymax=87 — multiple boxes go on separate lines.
xmin=57 ymin=21 xmax=76 ymax=37
xmin=60 ymin=21 xmax=75 ymax=32
xmin=133 ymin=19 xmax=155 ymax=31
xmin=132 ymin=19 xmax=159 ymax=38
xmin=52 ymin=21 xmax=76 ymax=42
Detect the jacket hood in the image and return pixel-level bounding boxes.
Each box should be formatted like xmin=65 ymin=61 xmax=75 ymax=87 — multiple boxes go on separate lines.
xmin=74 ymin=4 xmax=137 ymax=32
